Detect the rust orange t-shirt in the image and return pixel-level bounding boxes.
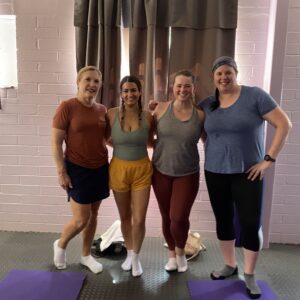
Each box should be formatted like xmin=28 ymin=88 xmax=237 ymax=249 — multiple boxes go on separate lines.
xmin=52 ymin=98 xmax=108 ymax=169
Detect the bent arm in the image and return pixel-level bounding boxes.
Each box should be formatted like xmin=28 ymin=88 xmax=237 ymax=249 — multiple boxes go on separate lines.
xmin=247 ymin=106 xmax=292 ymax=181
xmin=145 ymin=111 xmax=155 ymax=147
xmin=263 ymin=106 xmax=292 ymax=159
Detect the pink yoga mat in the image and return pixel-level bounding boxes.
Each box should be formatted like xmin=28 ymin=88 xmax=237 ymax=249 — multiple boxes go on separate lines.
xmin=0 ymin=269 xmax=86 ymax=300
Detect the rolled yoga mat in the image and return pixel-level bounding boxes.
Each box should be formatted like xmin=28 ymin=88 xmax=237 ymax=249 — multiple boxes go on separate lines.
xmin=0 ymin=269 xmax=86 ymax=300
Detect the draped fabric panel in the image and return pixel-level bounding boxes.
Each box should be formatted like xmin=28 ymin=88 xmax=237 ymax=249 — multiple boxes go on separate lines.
xmin=74 ymin=0 xmax=121 ymax=106
xmin=124 ymin=0 xmax=237 ymax=103
xmin=74 ymin=0 xmax=238 ymax=106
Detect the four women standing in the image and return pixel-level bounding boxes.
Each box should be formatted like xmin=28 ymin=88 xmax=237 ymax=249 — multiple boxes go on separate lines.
xmin=52 ymin=58 xmax=291 ymax=299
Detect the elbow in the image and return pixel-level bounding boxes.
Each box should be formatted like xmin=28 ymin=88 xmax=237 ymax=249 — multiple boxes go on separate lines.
xmin=283 ymin=120 xmax=292 ymax=138
xmin=281 ymin=116 xmax=292 ymax=132
xmin=288 ymin=119 xmax=293 ymax=131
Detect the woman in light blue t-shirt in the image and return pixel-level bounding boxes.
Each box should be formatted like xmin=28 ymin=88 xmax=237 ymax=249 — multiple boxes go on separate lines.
xmin=198 ymin=56 xmax=292 ymax=299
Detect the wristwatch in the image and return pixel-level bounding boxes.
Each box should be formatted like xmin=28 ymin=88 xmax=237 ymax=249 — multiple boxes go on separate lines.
xmin=264 ymin=154 xmax=276 ymax=162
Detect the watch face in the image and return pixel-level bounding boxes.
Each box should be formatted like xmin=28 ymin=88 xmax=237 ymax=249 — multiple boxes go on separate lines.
xmin=264 ymin=155 xmax=275 ymax=162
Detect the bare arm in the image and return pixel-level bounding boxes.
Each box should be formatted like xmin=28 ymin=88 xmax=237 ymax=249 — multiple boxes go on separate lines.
xmin=247 ymin=106 xmax=292 ymax=180
xmin=263 ymin=106 xmax=292 ymax=158
xmin=148 ymin=99 xmax=159 ymax=112
xmin=153 ymin=101 xmax=171 ymax=120
xmin=196 ymin=107 xmax=206 ymax=144
xmin=51 ymin=128 xmax=72 ymax=190
xmin=105 ymin=112 xmax=113 ymax=147
xmin=201 ymin=130 xmax=207 ymax=144
xmin=144 ymin=111 xmax=155 ymax=147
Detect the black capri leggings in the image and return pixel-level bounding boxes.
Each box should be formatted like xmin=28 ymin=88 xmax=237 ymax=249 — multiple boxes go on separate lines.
xmin=205 ymin=170 xmax=263 ymax=252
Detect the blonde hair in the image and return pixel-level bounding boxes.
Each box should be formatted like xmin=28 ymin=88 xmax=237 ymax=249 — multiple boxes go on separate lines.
xmin=77 ymin=66 xmax=102 ymax=82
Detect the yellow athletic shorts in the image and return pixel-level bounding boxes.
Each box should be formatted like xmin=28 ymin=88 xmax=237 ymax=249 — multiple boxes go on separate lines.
xmin=109 ymin=156 xmax=153 ymax=192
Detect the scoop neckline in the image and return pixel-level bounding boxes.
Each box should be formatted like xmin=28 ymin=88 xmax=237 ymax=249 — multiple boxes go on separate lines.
xmin=218 ymin=85 xmax=243 ymax=110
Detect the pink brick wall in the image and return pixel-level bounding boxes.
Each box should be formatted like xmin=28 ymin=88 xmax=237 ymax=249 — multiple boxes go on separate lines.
xmin=269 ymin=0 xmax=300 ymax=244
xmin=0 ymin=0 xmax=299 ymax=244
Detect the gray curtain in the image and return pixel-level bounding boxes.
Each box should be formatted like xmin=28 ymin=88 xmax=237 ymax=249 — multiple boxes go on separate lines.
xmin=123 ymin=0 xmax=238 ymax=103
xmin=74 ymin=0 xmax=121 ymax=106
xmin=74 ymin=0 xmax=237 ymax=106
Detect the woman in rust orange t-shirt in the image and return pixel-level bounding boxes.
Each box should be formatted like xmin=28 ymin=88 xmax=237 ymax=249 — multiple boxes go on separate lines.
xmin=51 ymin=66 xmax=109 ymax=274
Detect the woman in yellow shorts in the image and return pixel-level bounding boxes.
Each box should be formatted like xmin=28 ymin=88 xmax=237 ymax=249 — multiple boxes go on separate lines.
xmin=106 ymin=75 xmax=154 ymax=277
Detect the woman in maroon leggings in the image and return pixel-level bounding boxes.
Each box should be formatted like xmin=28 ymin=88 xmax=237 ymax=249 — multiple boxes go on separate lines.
xmin=152 ymin=70 xmax=204 ymax=272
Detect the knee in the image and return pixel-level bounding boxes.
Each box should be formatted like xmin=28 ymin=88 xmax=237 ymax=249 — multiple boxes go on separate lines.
xmin=170 ymin=218 xmax=188 ymax=234
xmin=132 ymin=218 xmax=145 ymax=229
xmin=73 ymin=217 xmax=89 ymax=231
xmin=241 ymin=226 xmax=261 ymax=251
xmin=119 ymin=212 xmax=132 ymax=224
xmin=216 ymin=222 xmax=235 ymax=240
xmin=89 ymin=209 xmax=99 ymax=222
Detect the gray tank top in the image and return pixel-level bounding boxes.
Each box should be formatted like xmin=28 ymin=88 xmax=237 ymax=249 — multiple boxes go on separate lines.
xmin=111 ymin=111 xmax=149 ymax=161
xmin=153 ymin=102 xmax=202 ymax=176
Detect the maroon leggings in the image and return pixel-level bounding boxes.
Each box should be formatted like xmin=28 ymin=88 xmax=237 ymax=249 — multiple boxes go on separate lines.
xmin=152 ymin=168 xmax=199 ymax=250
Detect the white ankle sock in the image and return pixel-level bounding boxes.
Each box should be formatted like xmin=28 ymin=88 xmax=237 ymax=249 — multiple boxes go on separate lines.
xmin=121 ymin=249 xmax=133 ymax=271
xmin=176 ymin=254 xmax=188 ymax=272
xmin=165 ymin=257 xmax=177 ymax=271
xmin=132 ymin=252 xmax=143 ymax=277
xmin=80 ymin=255 xmax=103 ymax=274
xmin=53 ymin=239 xmax=66 ymax=270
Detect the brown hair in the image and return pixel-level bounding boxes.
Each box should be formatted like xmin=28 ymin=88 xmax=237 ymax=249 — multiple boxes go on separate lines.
xmin=174 ymin=69 xmax=195 ymax=83
xmin=173 ymin=69 xmax=196 ymax=106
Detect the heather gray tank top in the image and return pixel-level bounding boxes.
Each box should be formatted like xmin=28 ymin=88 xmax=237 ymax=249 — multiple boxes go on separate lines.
xmin=111 ymin=111 xmax=149 ymax=161
xmin=153 ymin=102 xmax=202 ymax=176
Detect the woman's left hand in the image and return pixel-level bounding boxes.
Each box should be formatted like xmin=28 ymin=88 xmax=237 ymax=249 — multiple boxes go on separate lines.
xmin=246 ymin=160 xmax=273 ymax=181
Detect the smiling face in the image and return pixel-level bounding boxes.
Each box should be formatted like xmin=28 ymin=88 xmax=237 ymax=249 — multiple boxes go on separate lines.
xmin=121 ymin=81 xmax=141 ymax=108
xmin=173 ymin=75 xmax=194 ymax=102
xmin=77 ymin=70 xmax=102 ymax=103
xmin=213 ymin=64 xmax=238 ymax=93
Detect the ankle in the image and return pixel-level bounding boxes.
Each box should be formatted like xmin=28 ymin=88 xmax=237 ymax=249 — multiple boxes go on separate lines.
xmin=121 ymin=249 xmax=134 ymax=271
xmin=244 ymin=273 xmax=261 ymax=298
xmin=176 ymin=254 xmax=188 ymax=272
xmin=131 ymin=253 xmax=143 ymax=277
xmin=211 ymin=265 xmax=238 ymax=280
xmin=80 ymin=255 xmax=103 ymax=274
xmin=165 ymin=257 xmax=177 ymax=271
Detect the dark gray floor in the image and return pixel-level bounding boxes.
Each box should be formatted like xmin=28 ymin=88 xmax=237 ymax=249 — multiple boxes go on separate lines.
xmin=0 ymin=231 xmax=299 ymax=300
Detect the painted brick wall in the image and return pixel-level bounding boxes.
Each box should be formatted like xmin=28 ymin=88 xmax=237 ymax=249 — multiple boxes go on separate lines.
xmin=0 ymin=0 xmax=299 ymax=243
xmin=269 ymin=0 xmax=300 ymax=244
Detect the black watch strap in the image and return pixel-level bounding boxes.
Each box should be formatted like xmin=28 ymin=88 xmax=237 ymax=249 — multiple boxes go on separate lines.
xmin=264 ymin=154 xmax=276 ymax=162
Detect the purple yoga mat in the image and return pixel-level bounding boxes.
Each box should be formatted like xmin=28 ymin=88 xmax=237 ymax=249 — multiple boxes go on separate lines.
xmin=0 ymin=269 xmax=86 ymax=300
xmin=188 ymin=279 xmax=277 ymax=300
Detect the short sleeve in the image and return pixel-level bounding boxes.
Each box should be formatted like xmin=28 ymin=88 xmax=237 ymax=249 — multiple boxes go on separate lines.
xmin=255 ymin=87 xmax=278 ymax=116
xmin=197 ymin=96 xmax=213 ymax=113
xmin=52 ymin=101 xmax=70 ymax=130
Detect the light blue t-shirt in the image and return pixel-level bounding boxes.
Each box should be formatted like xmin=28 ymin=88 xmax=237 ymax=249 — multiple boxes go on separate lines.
xmin=198 ymin=86 xmax=278 ymax=174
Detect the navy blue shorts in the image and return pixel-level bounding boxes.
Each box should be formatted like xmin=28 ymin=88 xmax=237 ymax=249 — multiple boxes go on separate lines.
xmin=65 ymin=160 xmax=110 ymax=204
